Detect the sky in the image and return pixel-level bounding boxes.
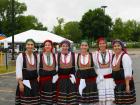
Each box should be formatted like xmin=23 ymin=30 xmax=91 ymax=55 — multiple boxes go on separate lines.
xmin=19 ymin=0 xmax=140 ymax=31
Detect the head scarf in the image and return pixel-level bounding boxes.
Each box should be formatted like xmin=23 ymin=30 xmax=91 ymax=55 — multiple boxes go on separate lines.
xmin=112 ymin=39 xmax=127 ymax=53
xmin=60 ymin=40 xmax=71 ymax=47
xmin=97 ymin=37 xmax=107 ymax=45
xmin=97 ymin=36 xmax=107 ymax=50
xmin=60 ymin=40 xmax=71 ymax=51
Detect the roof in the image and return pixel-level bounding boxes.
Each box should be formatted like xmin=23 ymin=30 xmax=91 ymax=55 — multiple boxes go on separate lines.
xmin=0 ymin=29 xmax=72 ymax=43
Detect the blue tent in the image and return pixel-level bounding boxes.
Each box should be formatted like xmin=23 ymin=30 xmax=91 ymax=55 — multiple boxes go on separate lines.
xmin=0 ymin=33 xmax=6 ymax=37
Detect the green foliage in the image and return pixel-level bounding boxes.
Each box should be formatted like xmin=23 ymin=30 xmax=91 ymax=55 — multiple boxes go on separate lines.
xmin=14 ymin=15 xmax=47 ymax=34
xmin=53 ymin=17 xmax=65 ymax=36
xmin=0 ymin=66 xmax=15 ymax=73
xmin=79 ymin=8 xmax=112 ymax=41
xmin=111 ymin=18 xmax=140 ymax=41
xmin=53 ymin=19 xmax=82 ymax=42
xmin=0 ymin=0 xmax=47 ymax=37
xmin=110 ymin=18 xmax=124 ymax=40
xmin=53 ymin=25 xmax=64 ymax=36
xmin=57 ymin=17 xmax=64 ymax=25
xmin=0 ymin=0 xmax=27 ymax=21
xmin=126 ymin=42 xmax=140 ymax=48
xmin=63 ymin=21 xmax=82 ymax=42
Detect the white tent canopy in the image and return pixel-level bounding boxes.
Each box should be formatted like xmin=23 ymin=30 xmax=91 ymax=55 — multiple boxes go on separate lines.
xmin=0 ymin=29 xmax=72 ymax=43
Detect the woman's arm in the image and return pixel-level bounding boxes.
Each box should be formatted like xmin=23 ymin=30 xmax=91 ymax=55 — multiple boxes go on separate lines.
xmin=122 ymin=54 xmax=132 ymax=93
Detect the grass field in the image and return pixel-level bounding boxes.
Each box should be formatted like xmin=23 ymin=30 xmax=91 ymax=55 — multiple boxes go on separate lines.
xmin=0 ymin=65 xmax=15 ymax=74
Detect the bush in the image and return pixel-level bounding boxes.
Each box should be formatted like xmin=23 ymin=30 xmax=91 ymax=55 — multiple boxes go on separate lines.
xmin=127 ymin=42 xmax=140 ymax=48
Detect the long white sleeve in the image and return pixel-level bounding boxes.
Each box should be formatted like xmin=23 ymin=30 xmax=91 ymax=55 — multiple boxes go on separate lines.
xmin=55 ymin=53 xmax=58 ymax=71
xmin=122 ymin=54 xmax=132 ymax=79
xmin=16 ymin=53 xmax=23 ymax=79
xmin=93 ymin=51 xmax=98 ymax=70
xmin=37 ymin=54 xmax=40 ymax=75
xmin=75 ymin=53 xmax=78 ymax=70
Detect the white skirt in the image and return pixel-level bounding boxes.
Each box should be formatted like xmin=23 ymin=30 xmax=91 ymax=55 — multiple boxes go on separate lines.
xmin=97 ymin=78 xmax=116 ymax=101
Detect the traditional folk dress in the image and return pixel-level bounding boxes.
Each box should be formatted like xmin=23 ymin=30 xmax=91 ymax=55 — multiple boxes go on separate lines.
xmin=93 ymin=50 xmax=115 ymax=103
xmin=56 ymin=52 xmax=77 ymax=105
xmin=112 ymin=52 xmax=136 ymax=105
xmin=16 ymin=52 xmax=39 ymax=105
xmin=39 ymin=53 xmax=57 ymax=105
xmin=76 ymin=53 xmax=99 ymax=104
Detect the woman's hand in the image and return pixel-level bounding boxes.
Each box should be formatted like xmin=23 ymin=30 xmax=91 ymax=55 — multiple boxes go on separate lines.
xmin=37 ymin=76 xmax=40 ymax=82
xmin=126 ymin=85 xmax=130 ymax=93
xmin=19 ymin=83 xmax=24 ymax=93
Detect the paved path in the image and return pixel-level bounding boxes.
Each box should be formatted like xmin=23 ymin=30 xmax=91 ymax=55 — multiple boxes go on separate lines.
xmin=0 ymin=52 xmax=140 ymax=105
xmin=0 ymin=73 xmax=16 ymax=105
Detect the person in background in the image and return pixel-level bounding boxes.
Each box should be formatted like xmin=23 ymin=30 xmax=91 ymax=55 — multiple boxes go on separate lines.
xmin=15 ymin=39 xmax=39 ymax=105
xmin=93 ymin=37 xmax=115 ymax=105
xmin=112 ymin=39 xmax=136 ymax=105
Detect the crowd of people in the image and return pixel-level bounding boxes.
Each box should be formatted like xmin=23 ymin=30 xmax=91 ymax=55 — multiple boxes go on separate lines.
xmin=15 ymin=37 xmax=136 ymax=105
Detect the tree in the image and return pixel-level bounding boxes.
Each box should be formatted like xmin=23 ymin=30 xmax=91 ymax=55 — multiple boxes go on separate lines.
xmin=63 ymin=21 xmax=82 ymax=42
xmin=14 ymin=15 xmax=47 ymax=34
xmin=79 ymin=8 xmax=112 ymax=41
xmin=123 ymin=20 xmax=137 ymax=41
xmin=0 ymin=0 xmax=47 ymax=37
xmin=0 ymin=0 xmax=27 ymax=22
xmin=111 ymin=18 xmax=140 ymax=41
xmin=0 ymin=0 xmax=26 ymax=34
xmin=53 ymin=17 xmax=65 ymax=36
xmin=131 ymin=24 xmax=140 ymax=41
xmin=111 ymin=18 xmax=124 ymax=40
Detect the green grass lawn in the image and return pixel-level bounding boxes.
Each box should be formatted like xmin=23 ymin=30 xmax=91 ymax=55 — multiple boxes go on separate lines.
xmin=0 ymin=66 xmax=15 ymax=74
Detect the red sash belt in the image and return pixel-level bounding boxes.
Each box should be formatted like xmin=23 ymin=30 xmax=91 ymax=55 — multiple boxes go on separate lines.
xmin=40 ymin=76 xmax=52 ymax=81
xmin=115 ymin=80 xmax=125 ymax=84
xmin=104 ymin=74 xmax=112 ymax=78
xmin=58 ymin=75 xmax=70 ymax=79
xmin=76 ymin=77 xmax=96 ymax=88
xmin=115 ymin=78 xmax=133 ymax=84
xmin=86 ymin=77 xmax=96 ymax=82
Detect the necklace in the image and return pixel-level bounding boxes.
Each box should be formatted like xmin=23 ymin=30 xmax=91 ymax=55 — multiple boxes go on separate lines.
xmin=97 ymin=50 xmax=110 ymax=65
xmin=101 ymin=52 xmax=106 ymax=64
xmin=43 ymin=53 xmax=53 ymax=66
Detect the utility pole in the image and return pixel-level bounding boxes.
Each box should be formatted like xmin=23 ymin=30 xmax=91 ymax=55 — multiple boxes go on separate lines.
xmin=11 ymin=0 xmax=15 ymax=60
xmin=101 ymin=6 xmax=107 ymax=37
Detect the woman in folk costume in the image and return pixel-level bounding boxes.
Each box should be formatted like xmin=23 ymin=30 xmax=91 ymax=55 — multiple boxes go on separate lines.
xmin=112 ymin=39 xmax=136 ymax=105
xmin=93 ymin=37 xmax=115 ymax=105
xmin=76 ymin=40 xmax=99 ymax=105
xmin=15 ymin=39 xmax=39 ymax=105
xmin=39 ymin=40 xmax=58 ymax=105
xmin=56 ymin=40 xmax=77 ymax=105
